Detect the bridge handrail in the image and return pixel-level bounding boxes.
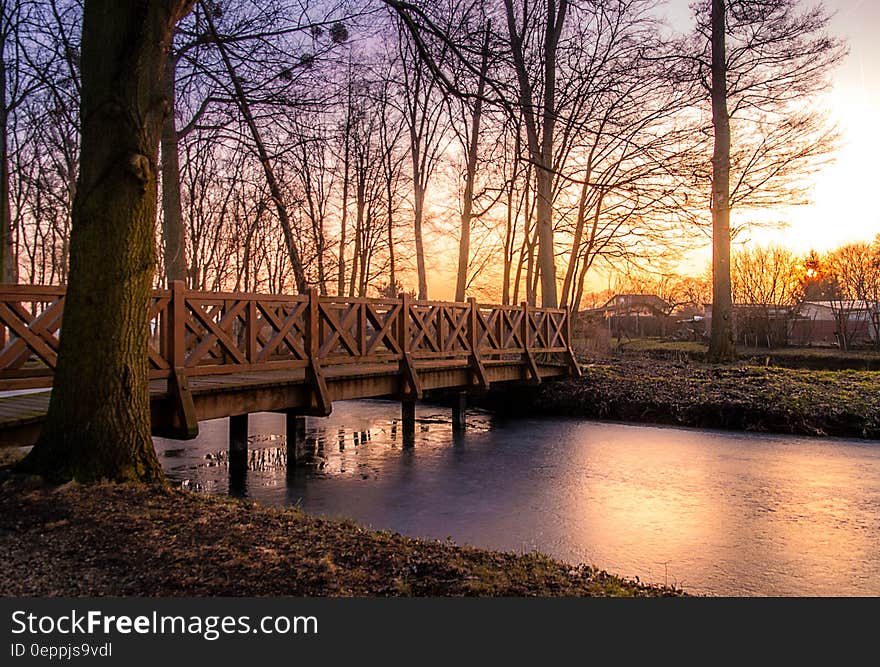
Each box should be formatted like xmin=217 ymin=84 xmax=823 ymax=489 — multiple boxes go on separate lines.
xmin=0 ymin=282 xmax=576 ymax=391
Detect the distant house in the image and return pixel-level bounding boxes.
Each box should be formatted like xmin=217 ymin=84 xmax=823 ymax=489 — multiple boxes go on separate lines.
xmin=582 ymin=294 xmax=674 ymax=338
xmin=703 ymin=300 xmax=879 ymax=348
xmin=791 ymin=301 xmax=878 ymax=348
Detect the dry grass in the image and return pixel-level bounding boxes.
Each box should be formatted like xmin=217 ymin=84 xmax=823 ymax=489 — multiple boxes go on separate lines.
xmin=0 ymin=476 xmax=681 ymax=597
xmin=529 ymin=357 xmax=880 ymax=439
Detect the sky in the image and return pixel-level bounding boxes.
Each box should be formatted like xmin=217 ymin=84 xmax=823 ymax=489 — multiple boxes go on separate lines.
xmin=427 ymin=0 xmax=880 ymax=299
xmin=664 ymin=0 xmax=880 ymax=273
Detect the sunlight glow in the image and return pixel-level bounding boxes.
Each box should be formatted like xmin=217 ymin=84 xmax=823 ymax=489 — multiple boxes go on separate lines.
xmin=661 ymin=0 xmax=880 ymax=278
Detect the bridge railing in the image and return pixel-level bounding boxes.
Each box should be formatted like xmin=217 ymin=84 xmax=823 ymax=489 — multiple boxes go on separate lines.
xmin=0 ymin=282 xmax=575 ymax=391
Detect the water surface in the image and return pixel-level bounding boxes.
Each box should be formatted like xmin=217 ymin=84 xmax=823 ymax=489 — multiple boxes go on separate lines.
xmin=155 ymin=400 xmax=880 ymax=596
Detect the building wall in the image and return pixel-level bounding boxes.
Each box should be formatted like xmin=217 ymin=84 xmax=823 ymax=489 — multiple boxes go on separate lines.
xmin=608 ymin=314 xmax=673 ymax=338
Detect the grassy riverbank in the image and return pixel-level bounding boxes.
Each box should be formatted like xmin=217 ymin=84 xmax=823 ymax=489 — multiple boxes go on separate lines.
xmin=523 ymin=357 xmax=880 ymax=439
xmin=0 ymin=475 xmax=679 ymax=597
xmin=610 ymin=338 xmax=880 ymax=371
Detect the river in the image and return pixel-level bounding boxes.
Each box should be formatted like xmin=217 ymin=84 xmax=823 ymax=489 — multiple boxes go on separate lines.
xmin=154 ymin=400 xmax=880 ymax=596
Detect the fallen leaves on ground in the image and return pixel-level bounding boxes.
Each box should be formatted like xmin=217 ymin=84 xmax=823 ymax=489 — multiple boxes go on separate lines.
xmin=0 ymin=478 xmax=681 ymax=597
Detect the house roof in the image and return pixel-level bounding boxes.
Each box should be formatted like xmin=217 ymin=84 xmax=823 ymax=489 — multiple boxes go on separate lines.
xmin=601 ymin=293 xmax=670 ymax=310
xmin=803 ymin=300 xmax=879 ymax=311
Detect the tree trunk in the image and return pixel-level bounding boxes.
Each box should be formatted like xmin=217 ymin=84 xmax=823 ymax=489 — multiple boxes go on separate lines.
xmin=561 ymin=143 xmax=599 ymax=307
xmin=502 ymin=0 xmax=565 ymax=308
xmin=301 ymin=149 xmax=326 ymax=295
xmin=160 ymin=53 xmax=187 ymax=285
xmin=502 ymin=182 xmax=514 ymax=305
xmin=454 ymin=25 xmax=490 ymax=303
xmin=411 ymin=157 xmax=428 ymax=300
xmin=338 ymin=141 xmax=350 ymax=296
xmin=386 ymin=177 xmax=395 ymax=291
xmin=20 ymin=0 xmax=194 ymax=483
xmin=337 ymin=70 xmax=353 ymax=297
xmin=349 ymin=171 xmax=364 ymax=297
xmin=512 ymin=169 xmax=532 ymax=305
xmin=708 ymin=0 xmax=736 ymax=362
xmin=534 ymin=140 xmax=557 ymax=310
xmin=534 ymin=0 xmax=562 ymax=309
xmin=0 ymin=47 xmax=16 ymax=284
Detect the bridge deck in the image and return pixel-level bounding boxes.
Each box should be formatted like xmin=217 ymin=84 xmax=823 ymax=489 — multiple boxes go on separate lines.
xmin=0 ymin=284 xmax=578 ymax=447
xmin=0 ymin=359 xmax=567 ymax=446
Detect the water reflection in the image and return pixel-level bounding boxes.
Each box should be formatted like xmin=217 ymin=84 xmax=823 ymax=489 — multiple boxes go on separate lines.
xmin=154 ymin=399 xmax=880 ymax=596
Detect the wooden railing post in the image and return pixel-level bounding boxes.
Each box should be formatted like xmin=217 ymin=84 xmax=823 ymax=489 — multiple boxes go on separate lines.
xmin=398 ymin=292 xmax=421 ymax=400
xmin=398 ymin=292 xmax=411 ymax=354
xmin=545 ymin=309 xmax=552 ymax=349
xmin=521 ymin=300 xmax=540 ymax=384
xmin=436 ymin=302 xmax=444 ymax=352
xmin=467 ymin=297 xmax=488 ymax=390
xmin=305 ymin=288 xmax=331 ymax=416
xmin=467 ymin=297 xmax=477 ymax=354
xmin=565 ymin=306 xmax=571 ymax=350
xmin=166 ymin=279 xmax=197 ymax=439
xmin=358 ymin=302 xmax=367 ymax=357
xmin=246 ymin=299 xmax=258 ymax=363
xmin=169 ymin=280 xmax=186 ymax=369
xmin=565 ymin=305 xmax=582 ymax=377
xmin=0 ymin=296 xmax=6 ymax=348
xmin=306 ymin=288 xmax=319 ymax=360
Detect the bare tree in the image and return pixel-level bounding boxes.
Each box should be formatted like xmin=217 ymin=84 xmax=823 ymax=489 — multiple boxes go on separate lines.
xmin=689 ymin=0 xmax=846 ymax=361
xmin=452 ymin=19 xmax=490 ymax=302
xmin=732 ymin=245 xmax=803 ymax=306
xmin=498 ymin=0 xmax=567 ymax=307
xmin=373 ymin=65 xmax=407 ymax=293
xmin=706 ymin=0 xmax=734 ymax=360
xmin=826 ymin=240 xmax=880 ymax=348
xmin=10 ymin=0 xmax=82 ymax=285
xmin=0 ymin=0 xmax=35 ymax=282
xmin=394 ymin=9 xmax=451 ymax=299
xmin=201 ymin=2 xmax=309 ymax=292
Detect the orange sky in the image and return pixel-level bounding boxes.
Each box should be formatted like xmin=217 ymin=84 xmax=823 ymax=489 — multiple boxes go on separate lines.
xmin=425 ymin=0 xmax=879 ymax=300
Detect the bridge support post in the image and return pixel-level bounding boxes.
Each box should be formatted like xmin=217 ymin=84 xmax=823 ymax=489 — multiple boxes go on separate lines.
xmin=452 ymin=392 xmax=467 ymax=433
xmin=228 ymin=414 xmax=248 ymax=496
xmin=401 ymin=400 xmax=416 ymax=447
xmin=229 ymin=414 xmax=248 ymax=462
xmin=286 ymin=413 xmax=306 ymax=467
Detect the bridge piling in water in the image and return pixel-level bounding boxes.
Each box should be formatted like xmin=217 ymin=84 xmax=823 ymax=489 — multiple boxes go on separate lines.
xmin=229 ymin=414 xmax=248 ymax=463
xmin=286 ymin=413 xmax=306 ymax=466
xmin=452 ymin=392 xmax=467 ymax=432
xmin=402 ymin=400 xmax=416 ymax=447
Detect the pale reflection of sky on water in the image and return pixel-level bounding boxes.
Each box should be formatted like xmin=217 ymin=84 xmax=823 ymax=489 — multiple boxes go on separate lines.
xmin=155 ymin=400 xmax=880 ymax=597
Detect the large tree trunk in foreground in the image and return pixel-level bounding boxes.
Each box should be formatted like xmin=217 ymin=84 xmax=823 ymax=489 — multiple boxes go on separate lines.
xmin=708 ymin=0 xmax=736 ymax=363
xmin=20 ymin=0 xmax=194 ymax=483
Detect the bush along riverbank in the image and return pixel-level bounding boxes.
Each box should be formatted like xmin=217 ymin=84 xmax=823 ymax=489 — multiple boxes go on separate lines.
xmin=487 ymin=357 xmax=880 ymax=439
xmin=0 ymin=476 xmax=681 ymax=597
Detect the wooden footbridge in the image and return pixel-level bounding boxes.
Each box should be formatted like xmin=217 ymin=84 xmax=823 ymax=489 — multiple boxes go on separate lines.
xmin=0 ymin=282 xmax=579 ymax=457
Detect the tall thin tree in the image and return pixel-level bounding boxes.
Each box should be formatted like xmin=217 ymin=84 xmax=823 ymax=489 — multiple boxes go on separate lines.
xmin=708 ymin=0 xmax=735 ymax=361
